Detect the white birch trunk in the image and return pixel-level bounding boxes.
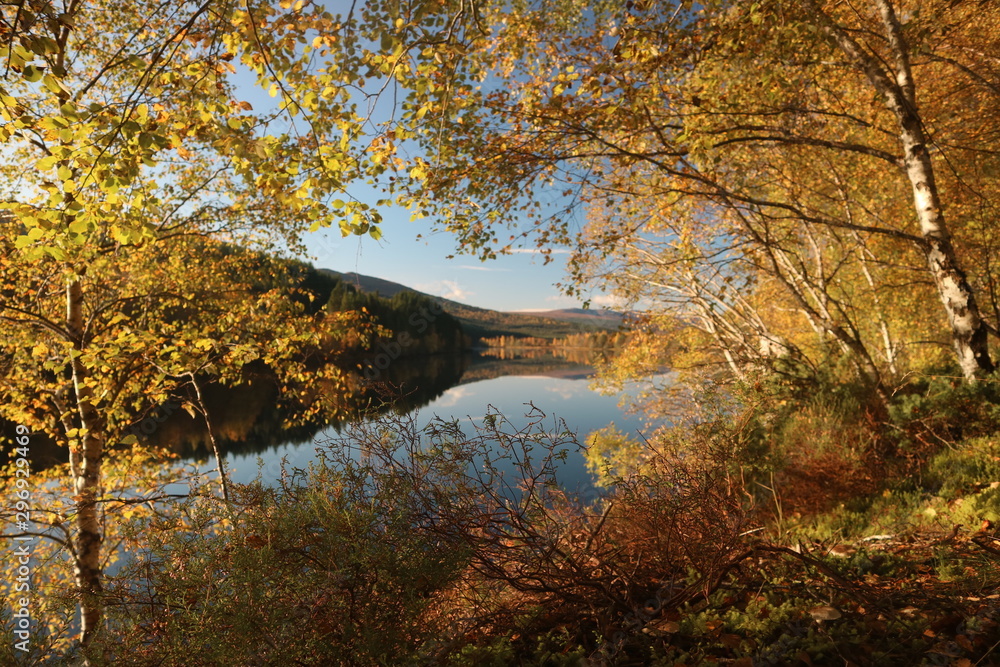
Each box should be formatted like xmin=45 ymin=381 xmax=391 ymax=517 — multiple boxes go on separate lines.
xmin=808 ymin=0 xmax=994 ymax=380
xmin=66 ymin=275 xmax=104 ymax=649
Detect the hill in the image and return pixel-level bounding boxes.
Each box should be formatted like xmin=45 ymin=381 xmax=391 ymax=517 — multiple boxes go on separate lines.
xmin=319 ymin=270 xmax=623 ymax=341
xmin=515 ymin=307 xmax=624 ymax=329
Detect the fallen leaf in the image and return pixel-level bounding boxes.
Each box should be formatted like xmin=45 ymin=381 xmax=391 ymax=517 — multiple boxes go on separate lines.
xmin=642 ymin=620 xmax=679 ymax=635
xmin=808 ymin=605 xmax=842 ymax=622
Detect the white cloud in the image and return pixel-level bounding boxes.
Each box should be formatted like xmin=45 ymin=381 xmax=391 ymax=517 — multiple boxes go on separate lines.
xmin=415 ymin=279 xmax=474 ymax=302
xmin=430 ymin=386 xmax=472 ymax=409
xmin=508 ymin=248 xmax=572 ymax=255
xmin=440 ymin=280 xmax=472 ymax=301
xmin=588 ymin=294 xmax=628 ymax=309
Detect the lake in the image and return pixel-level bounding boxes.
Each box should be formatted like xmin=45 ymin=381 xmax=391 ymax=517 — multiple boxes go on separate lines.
xmin=177 ymin=352 xmax=655 ymax=493
xmin=10 ymin=352 xmax=659 ymax=492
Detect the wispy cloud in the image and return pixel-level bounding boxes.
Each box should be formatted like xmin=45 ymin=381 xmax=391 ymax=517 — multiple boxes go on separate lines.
xmin=508 ymin=248 xmax=572 ymax=255
xmin=455 ymin=265 xmax=511 ymax=272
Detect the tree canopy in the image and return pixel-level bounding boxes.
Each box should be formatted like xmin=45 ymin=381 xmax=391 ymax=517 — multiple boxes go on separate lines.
xmin=386 ymin=0 xmax=1000 ymax=390
xmin=0 ymin=0 xmax=444 ymax=649
xmin=5 ymin=0 xmax=1000 ymax=654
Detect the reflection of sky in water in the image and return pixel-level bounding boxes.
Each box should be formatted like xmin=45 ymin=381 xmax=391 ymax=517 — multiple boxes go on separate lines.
xmin=211 ymin=373 xmax=657 ymax=492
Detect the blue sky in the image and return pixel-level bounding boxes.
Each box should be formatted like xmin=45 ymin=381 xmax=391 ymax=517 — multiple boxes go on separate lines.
xmin=232 ymin=2 xmax=616 ymax=314
xmin=299 ymin=203 xmax=602 ymax=313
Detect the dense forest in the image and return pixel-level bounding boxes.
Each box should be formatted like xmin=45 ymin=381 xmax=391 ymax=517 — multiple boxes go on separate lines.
xmin=3 ymin=0 xmax=1000 ymax=664
xmin=324 ymin=279 xmax=467 ymax=357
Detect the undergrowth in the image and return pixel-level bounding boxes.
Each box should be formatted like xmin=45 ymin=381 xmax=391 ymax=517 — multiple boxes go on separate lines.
xmin=46 ymin=370 xmax=1000 ymax=665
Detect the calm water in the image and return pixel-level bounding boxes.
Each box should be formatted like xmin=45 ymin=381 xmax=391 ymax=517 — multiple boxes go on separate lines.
xmin=9 ymin=353 xmax=660 ymax=494
xmin=187 ymin=359 xmax=654 ymax=492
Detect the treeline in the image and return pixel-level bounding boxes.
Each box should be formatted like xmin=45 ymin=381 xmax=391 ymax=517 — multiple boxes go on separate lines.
xmin=237 ymin=257 xmax=468 ymax=359
xmin=479 ymin=331 xmax=627 ymax=350
xmin=324 ymin=280 xmax=468 ymax=357
xmin=477 ymin=331 xmax=627 ymax=364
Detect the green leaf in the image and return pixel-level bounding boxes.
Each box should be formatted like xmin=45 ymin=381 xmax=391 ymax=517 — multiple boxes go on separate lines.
xmin=22 ymin=65 xmax=43 ymax=82
xmin=37 ymin=156 xmax=59 ymax=171
xmin=42 ymin=245 xmax=66 ymax=260
xmin=42 ymin=74 xmax=65 ymax=95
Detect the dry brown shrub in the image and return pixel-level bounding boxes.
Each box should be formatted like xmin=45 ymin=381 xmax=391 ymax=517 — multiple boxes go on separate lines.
xmin=399 ymin=409 xmax=759 ymax=658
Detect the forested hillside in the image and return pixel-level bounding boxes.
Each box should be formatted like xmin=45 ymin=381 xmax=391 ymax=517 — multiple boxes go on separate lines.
xmin=324 ymin=278 xmax=467 ymax=356
xmin=322 ymin=269 xmax=622 ymax=340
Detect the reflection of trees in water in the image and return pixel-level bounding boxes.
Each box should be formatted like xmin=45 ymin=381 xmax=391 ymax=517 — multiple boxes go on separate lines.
xmin=8 ymin=354 xmax=469 ymax=469
xmin=458 ymin=352 xmax=594 ymax=384
xmin=6 ymin=351 xmax=604 ymax=469
xmin=151 ymin=353 xmax=470 ymax=460
xmin=477 ymin=346 xmax=597 ymax=365
xmin=166 ymin=351 xmax=601 ymax=460
xmin=352 ymin=352 xmax=470 ymax=418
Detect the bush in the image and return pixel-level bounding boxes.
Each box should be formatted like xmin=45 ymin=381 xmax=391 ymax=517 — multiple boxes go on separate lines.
xmin=89 ymin=406 xmax=760 ymax=665
xmin=889 ymin=371 xmax=1000 ymax=449
xmin=101 ymin=449 xmax=472 ymax=665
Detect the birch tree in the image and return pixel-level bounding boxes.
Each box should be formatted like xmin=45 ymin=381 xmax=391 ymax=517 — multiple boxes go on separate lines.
xmin=0 ymin=0 xmax=431 ymax=652
xmin=391 ymin=0 xmax=1000 ymax=385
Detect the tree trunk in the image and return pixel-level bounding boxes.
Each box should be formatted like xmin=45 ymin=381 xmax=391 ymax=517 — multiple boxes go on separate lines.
xmin=875 ymin=0 xmax=995 ymax=380
xmin=808 ymin=0 xmax=995 ymax=380
xmin=899 ymin=117 xmax=995 ymax=379
xmin=66 ymin=275 xmax=104 ymax=649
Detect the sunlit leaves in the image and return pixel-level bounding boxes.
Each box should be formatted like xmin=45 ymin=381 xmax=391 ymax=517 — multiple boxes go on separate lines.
xmin=0 ymin=0 xmax=453 ymax=647
xmin=376 ymin=0 xmax=1000 ymax=387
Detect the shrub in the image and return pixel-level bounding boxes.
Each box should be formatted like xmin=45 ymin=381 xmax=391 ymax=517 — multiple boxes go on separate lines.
xmin=889 ymin=371 xmax=1000 ymax=449
xmin=92 ymin=406 xmax=760 ymax=665
xmin=102 ymin=450 xmax=472 ymax=665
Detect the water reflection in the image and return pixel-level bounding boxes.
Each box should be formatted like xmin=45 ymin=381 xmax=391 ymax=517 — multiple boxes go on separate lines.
xmin=215 ymin=352 xmax=642 ymax=491
xmin=6 ymin=349 xmax=637 ymax=486
xmin=139 ymin=352 xmax=471 ymax=461
xmin=159 ymin=351 xmax=608 ymax=461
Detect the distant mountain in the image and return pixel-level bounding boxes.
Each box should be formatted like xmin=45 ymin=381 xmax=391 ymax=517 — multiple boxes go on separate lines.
xmin=517 ymin=308 xmax=625 ymax=328
xmin=319 ymin=270 xmax=623 ymax=341
xmin=322 ymin=271 xmax=412 ymax=300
